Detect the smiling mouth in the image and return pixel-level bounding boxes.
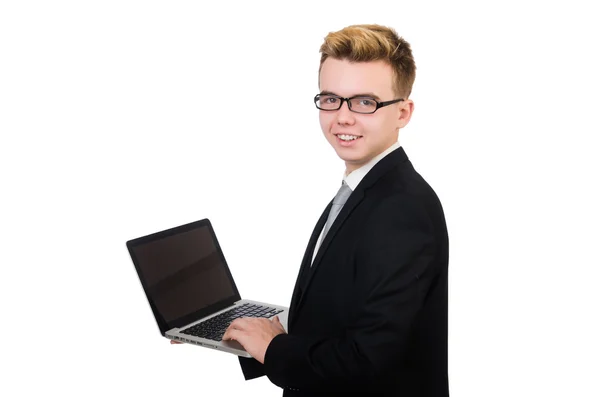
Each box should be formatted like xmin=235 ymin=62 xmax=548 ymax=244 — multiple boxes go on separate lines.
xmin=335 ymin=134 xmax=362 ymax=142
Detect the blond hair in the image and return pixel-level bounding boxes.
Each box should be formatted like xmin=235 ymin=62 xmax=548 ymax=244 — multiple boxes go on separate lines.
xmin=319 ymin=24 xmax=416 ymax=98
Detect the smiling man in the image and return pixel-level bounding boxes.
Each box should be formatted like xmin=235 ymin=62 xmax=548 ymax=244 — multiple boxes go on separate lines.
xmin=317 ymin=58 xmax=408 ymax=174
xmin=223 ymin=24 xmax=450 ymax=396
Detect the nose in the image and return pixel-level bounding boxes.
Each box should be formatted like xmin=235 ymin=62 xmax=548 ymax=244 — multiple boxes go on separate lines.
xmin=336 ymin=99 xmax=355 ymax=125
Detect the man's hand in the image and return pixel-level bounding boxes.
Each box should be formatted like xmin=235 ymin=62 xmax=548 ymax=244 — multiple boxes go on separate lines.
xmin=222 ymin=316 xmax=286 ymax=364
xmin=170 ymin=316 xmax=287 ymax=365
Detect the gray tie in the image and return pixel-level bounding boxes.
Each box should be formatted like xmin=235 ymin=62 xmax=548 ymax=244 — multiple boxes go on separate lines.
xmin=313 ymin=181 xmax=352 ymax=266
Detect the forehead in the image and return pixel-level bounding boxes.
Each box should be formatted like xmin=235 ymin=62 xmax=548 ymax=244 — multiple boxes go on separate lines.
xmin=319 ymin=58 xmax=395 ymax=98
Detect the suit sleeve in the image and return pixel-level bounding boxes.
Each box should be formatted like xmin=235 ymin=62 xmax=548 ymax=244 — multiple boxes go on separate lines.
xmin=238 ymin=356 xmax=265 ymax=380
xmin=262 ymin=195 xmax=440 ymax=393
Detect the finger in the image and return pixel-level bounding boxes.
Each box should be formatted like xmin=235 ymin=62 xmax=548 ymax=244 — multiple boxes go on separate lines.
xmin=230 ymin=318 xmax=249 ymax=330
xmin=272 ymin=316 xmax=286 ymax=332
xmin=223 ymin=324 xmax=240 ymax=340
xmin=225 ymin=320 xmax=242 ymax=335
xmin=222 ymin=328 xmax=242 ymax=341
xmin=242 ymin=316 xmax=261 ymax=324
xmin=273 ymin=316 xmax=284 ymax=328
xmin=170 ymin=340 xmax=183 ymax=344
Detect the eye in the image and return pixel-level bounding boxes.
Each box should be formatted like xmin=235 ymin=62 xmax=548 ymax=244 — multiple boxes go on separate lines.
xmin=358 ymin=98 xmax=375 ymax=107
xmin=324 ymin=96 xmax=339 ymax=104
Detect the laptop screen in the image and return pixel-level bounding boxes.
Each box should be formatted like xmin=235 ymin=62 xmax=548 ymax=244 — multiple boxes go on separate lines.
xmin=127 ymin=219 xmax=241 ymax=335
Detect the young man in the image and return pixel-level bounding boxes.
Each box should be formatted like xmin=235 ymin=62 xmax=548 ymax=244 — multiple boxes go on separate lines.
xmin=222 ymin=24 xmax=449 ymax=396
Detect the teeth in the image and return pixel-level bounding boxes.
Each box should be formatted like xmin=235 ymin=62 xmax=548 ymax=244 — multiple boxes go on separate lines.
xmin=338 ymin=134 xmax=358 ymax=141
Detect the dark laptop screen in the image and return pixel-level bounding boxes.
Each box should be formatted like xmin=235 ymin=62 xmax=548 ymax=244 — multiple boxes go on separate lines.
xmin=127 ymin=219 xmax=240 ymax=334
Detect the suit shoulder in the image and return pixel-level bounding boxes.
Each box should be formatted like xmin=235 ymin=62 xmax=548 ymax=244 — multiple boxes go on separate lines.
xmin=365 ymin=158 xmax=448 ymax=236
xmin=371 ymin=159 xmax=442 ymax=207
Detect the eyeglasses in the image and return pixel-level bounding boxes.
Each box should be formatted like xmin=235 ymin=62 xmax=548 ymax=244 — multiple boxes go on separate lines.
xmin=314 ymin=94 xmax=404 ymax=114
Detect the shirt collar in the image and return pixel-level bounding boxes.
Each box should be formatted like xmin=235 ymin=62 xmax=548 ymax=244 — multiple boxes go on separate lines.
xmin=343 ymin=141 xmax=401 ymax=191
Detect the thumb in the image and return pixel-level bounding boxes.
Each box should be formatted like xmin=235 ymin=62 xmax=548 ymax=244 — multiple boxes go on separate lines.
xmin=273 ymin=315 xmax=280 ymax=323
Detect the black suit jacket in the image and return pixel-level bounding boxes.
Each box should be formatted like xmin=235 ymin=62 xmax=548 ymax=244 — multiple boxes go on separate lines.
xmin=239 ymin=147 xmax=449 ymax=396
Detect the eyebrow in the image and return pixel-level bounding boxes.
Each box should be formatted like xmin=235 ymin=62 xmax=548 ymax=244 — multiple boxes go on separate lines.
xmin=319 ymin=90 xmax=382 ymax=100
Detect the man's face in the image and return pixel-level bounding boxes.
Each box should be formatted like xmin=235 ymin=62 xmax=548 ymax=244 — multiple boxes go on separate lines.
xmin=318 ymin=58 xmax=413 ymax=175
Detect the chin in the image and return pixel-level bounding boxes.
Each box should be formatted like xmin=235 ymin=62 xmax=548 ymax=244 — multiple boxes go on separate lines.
xmin=337 ymin=152 xmax=364 ymax=164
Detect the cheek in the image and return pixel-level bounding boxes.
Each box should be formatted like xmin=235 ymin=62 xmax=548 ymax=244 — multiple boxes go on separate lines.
xmin=385 ymin=110 xmax=401 ymax=129
xmin=319 ymin=113 xmax=333 ymax=133
xmin=367 ymin=113 xmax=395 ymax=137
xmin=359 ymin=117 xmax=377 ymax=136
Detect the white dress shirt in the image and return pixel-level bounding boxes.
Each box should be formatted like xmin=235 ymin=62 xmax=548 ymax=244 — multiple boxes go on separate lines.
xmin=311 ymin=141 xmax=401 ymax=264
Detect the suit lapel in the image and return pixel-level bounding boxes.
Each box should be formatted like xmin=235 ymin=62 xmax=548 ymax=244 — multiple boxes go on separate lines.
xmin=290 ymin=147 xmax=410 ymax=328
xmin=288 ymin=201 xmax=331 ymax=327
xmin=291 ymin=189 xmax=364 ymax=322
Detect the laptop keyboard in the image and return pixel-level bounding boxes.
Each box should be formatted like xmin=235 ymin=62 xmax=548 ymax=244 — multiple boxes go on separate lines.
xmin=181 ymin=303 xmax=284 ymax=342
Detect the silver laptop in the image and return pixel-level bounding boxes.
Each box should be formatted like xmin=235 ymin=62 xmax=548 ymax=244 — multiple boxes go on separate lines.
xmin=126 ymin=218 xmax=289 ymax=357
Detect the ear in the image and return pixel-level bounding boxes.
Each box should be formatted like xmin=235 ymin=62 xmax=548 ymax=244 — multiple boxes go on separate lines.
xmin=397 ymin=99 xmax=414 ymax=130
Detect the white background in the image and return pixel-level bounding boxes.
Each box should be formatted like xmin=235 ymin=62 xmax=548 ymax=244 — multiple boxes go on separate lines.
xmin=1 ymin=1 xmax=599 ymax=396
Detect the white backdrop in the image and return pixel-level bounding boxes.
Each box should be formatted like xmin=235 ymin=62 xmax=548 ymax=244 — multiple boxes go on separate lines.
xmin=1 ymin=1 xmax=599 ymax=396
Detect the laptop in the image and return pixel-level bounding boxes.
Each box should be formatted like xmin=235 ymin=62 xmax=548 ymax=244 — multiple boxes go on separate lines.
xmin=126 ymin=218 xmax=289 ymax=357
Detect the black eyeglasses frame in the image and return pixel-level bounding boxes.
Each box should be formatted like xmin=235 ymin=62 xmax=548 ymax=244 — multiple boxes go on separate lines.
xmin=314 ymin=94 xmax=405 ymax=114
